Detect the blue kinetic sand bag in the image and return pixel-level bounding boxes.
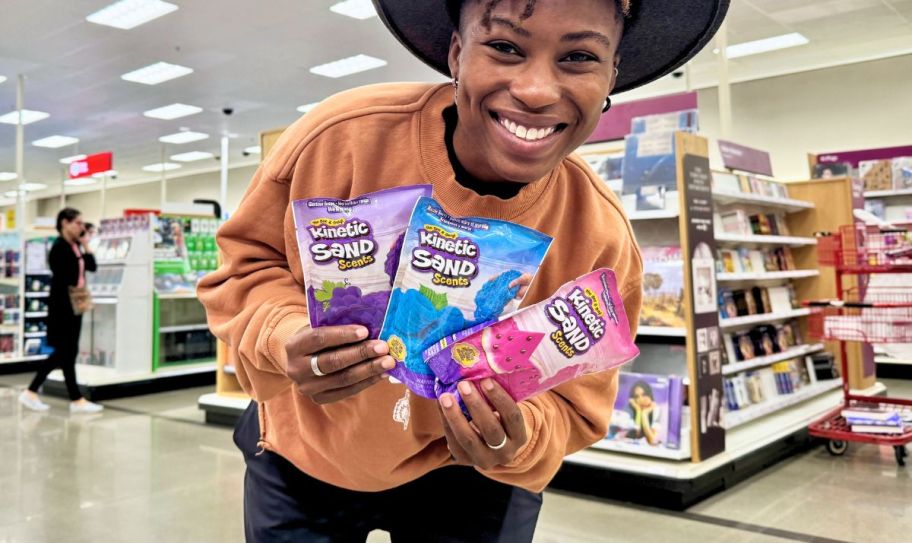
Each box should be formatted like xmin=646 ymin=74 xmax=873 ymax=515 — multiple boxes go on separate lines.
xmin=379 ymin=197 xmax=552 ymax=397
xmin=292 ymin=185 xmax=432 ymax=339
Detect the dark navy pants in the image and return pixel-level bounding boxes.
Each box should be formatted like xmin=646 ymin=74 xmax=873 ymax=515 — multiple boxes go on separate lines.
xmin=235 ymin=403 xmax=542 ymax=542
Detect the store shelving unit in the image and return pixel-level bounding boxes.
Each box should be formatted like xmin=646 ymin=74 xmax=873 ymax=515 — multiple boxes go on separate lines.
xmin=556 ymin=133 xmax=871 ymax=508
xmin=864 ymin=188 xmax=912 ymax=198
xmin=43 ymin=215 xmax=215 ymax=400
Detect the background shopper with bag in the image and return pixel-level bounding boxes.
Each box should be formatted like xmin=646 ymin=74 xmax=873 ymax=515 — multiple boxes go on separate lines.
xmin=19 ymin=207 xmax=103 ymax=414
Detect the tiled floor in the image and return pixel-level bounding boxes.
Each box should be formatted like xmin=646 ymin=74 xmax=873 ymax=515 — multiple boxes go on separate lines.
xmin=1 ymin=372 xmax=910 ymax=543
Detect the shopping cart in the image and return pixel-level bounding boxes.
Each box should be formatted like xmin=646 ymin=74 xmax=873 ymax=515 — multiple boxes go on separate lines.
xmin=804 ymin=224 xmax=912 ymax=466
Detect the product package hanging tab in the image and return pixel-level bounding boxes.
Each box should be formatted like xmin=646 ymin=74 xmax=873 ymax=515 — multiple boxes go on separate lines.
xmin=292 ymin=185 xmax=432 ymax=339
xmin=424 ymin=268 xmax=639 ymax=403
xmin=379 ymin=197 xmax=552 ymax=398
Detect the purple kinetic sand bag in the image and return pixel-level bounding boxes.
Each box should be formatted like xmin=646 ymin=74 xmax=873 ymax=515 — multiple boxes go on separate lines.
xmin=379 ymin=197 xmax=552 ymax=398
xmin=424 ymin=268 xmax=639 ymax=403
xmin=292 ymin=185 xmax=432 ymax=339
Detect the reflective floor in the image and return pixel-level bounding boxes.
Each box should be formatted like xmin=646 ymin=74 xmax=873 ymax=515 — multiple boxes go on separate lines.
xmin=1 ymin=372 xmax=910 ymax=543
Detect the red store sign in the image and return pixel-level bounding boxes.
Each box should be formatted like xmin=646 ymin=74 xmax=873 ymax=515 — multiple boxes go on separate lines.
xmin=68 ymin=152 xmax=113 ymax=179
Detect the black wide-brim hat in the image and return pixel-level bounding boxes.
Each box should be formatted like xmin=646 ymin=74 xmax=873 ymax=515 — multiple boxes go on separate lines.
xmin=373 ymin=0 xmax=730 ymax=94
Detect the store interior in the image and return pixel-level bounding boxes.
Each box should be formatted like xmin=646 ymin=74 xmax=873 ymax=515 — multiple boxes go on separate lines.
xmin=1 ymin=1 xmax=912 ymax=542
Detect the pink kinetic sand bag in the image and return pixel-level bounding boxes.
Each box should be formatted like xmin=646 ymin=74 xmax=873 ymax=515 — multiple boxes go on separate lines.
xmin=423 ymin=268 xmax=639 ymax=402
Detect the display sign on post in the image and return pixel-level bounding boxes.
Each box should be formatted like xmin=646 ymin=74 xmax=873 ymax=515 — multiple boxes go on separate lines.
xmin=676 ymin=132 xmax=725 ymax=461
xmin=68 ymin=152 xmax=113 ymax=179
xmin=718 ymin=140 xmax=773 ymax=177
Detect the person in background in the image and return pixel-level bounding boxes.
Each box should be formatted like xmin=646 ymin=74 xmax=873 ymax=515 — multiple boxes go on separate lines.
xmin=19 ymin=208 xmax=103 ymax=414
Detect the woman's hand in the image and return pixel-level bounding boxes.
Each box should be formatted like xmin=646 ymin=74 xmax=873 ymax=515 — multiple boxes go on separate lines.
xmin=284 ymin=325 xmax=395 ymax=405
xmin=509 ymin=273 xmax=533 ymax=300
xmin=438 ymin=379 xmax=528 ymax=470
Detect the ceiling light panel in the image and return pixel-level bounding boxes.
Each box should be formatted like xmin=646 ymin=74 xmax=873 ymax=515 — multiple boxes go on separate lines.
xmin=309 ymin=54 xmax=387 ymax=78
xmin=159 ymin=131 xmax=209 ymax=144
xmin=86 ymin=0 xmax=178 ymax=30
xmin=92 ymin=170 xmax=118 ymax=178
xmin=330 ymin=0 xmax=377 ymax=19
xmin=3 ymin=191 xmax=18 ymax=198
xmin=0 ymin=173 xmax=17 ymax=181
xmin=244 ymin=146 xmax=261 ymax=155
xmin=0 ymin=109 xmax=50 ymax=125
xmin=19 ymin=183 xmax=48 ymax=192
xmin=60 ymin=154 xmax=88 ymax=164
xmin=142 ymin=162 xmax=181 ymax=172
xmin=170 ymin=151 xmax=213 ymax=162
xmin=144 ymin=103 xmax=203 ymax=120
xmin=32 ymin=135 xmax=80 ymax=148
xmin=0 ymin=76 xmax=6 ymax=85
xmin=726 ymin=33 xmax=810 ymax=59
xmin=121 ymin=62 xmax=193 ymax=85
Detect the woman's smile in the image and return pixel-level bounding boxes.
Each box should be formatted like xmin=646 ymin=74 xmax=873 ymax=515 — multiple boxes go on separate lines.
xmin=488 ymin=109 xmax=568 ymax=158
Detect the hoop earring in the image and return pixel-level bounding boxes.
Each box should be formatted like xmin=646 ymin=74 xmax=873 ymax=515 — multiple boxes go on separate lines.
xmin=453 ymin=78 xmax=459 ymax=101
xmin=602 ymin=97 xmax=612 ymax=113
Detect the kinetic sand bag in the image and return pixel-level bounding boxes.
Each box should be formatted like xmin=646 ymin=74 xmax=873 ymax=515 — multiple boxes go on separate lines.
xmin=424 ymin=269 xmax=639 ymax=402
xmin=292 ymin=185 xmax=431 ymax=339
xmin=379 ymin=197 xmax=552 ymax=397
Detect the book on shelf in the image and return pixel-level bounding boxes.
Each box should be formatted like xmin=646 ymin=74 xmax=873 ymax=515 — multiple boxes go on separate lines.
xmin=712 ymin=171 xmax=741 ymax=193
xmin=859 ymin=159 xmax=893 ymax=192
xmin=630 ymin=110 xmax=699 ymax=135
xmin=723 ymin=356 xmax=816 ymax=412
xmin=893 ymin=157 xmax=912 ymax=190
xmin=639 ymin=247 xmax=686 ymax=329
xmin=719 ymin=209 xmax=752 ymax=236
xmin=605 ymin=372 xmax=685 ymax=451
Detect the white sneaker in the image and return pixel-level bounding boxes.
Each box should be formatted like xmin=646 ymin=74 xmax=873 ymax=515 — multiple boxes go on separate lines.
xmin=70 ymin=401 xmax=104 ymax=414
xmin=18 ymin=391 xmax=50 ymax=412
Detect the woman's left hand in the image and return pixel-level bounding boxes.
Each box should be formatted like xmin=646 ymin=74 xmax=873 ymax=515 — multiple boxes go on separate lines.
xmin=438 ymin=379 xmax=528 ymax=470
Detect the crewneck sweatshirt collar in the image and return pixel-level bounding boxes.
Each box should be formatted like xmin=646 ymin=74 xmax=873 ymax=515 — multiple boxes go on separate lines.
xmin=418 ymin=84 xmax=559 ymax=221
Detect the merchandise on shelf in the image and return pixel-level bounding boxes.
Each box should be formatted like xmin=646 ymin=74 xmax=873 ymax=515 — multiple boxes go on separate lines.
xmin=892 ymin=157 xmax=912 ymax=190
xmin=605 ymin=372 xmax=685 ymax=450
xmin=722 ymin=357 xmax=816 ymax=412
xmin=711 ymin=171 xmax=790 ymax=199
xmin=718 ymin=285 xmax=797 ymax=319
xmin=716 ymin=247 xmax=796 ymax=274
xmin=859 ymin=159 xmax=893 ymax=192
xmin=722 ymin=320 xmax=803 ymax=364
xmin=152 ymin=215 xmax=219 ymax=293
xmin=812 ymin=162 xmax=852 ymax=179
xmin=639 ymin=246 xmax=685 ymax=329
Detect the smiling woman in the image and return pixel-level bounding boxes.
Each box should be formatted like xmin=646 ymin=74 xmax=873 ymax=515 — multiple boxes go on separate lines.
xmin=197 ymin=0 xmax=729 ymax=541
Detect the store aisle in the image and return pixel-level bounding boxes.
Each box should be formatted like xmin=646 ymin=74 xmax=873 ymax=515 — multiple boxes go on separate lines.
xmin=1 ymin=376 xmax=909 ymax=543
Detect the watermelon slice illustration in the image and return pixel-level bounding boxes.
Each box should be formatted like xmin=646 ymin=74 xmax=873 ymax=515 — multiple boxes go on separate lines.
xmin=480 ymin=320 xmax=545 ymax=375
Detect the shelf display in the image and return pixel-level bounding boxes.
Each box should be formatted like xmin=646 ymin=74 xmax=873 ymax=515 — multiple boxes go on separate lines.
xmin=605 ymin=372 xmax=686 ymax=452
xmin=151 ymin=214 xmax=219 ymax=370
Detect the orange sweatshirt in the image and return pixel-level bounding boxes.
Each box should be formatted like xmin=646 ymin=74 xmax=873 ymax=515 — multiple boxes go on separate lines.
xmin=198 ymin=82 xmax=642 ymax=493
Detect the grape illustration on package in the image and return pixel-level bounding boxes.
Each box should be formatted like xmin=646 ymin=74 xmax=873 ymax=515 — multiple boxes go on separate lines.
xmin=292 ymin=185 xmax=432 ymax=339
xmin=380 ymin=197 xmax=552 ymax=398
xmin=424 ymin=269 xmax=639 ymax=405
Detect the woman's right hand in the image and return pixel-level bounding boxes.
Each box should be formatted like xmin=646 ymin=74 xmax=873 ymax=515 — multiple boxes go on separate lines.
xmin=284 ymin=325 xmax=395 ymax=405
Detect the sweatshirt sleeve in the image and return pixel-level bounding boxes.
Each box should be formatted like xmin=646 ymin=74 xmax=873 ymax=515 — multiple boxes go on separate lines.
xmin=197 ymin=165 xmax=310 ymax=402
xmin=480 ymin=232 xmax=643 ymax=492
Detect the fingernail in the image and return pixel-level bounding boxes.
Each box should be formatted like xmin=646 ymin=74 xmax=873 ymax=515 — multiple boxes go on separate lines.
xmin=458 ymin=381 xmax=473 ymax=396
xmin=356 ymin=327 xmax=369 ymax=339
xmin=373 ymin=342 xmax=388 ymax=355
xmin=381 ymin=357 xmax=396 ymax=370
xmin=482 ymin=379 xmax=494 ymax=392
xmin=440 ymin=394 xmax=454 ymax=409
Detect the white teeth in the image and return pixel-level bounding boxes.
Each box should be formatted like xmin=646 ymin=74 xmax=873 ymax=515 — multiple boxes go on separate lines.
xmin=499 ymin=117 xmax=557 ymax=141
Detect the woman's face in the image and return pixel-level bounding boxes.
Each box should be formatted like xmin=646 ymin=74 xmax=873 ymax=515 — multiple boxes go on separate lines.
xmin=632 ymin=386 xmax=653 ymax=409
xmin=63 ymin=215 xmax=84 ymax=241
xmin=448 ymin=0 xmax=623 ymax=184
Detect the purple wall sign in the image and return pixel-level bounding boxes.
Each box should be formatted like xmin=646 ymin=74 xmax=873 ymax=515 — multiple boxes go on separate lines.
xmin=718 ymin=140 xmax=773 ymax=177
xmin=586 ymin=91 xmax=698 ymax=143
xmin=817 ymin=145 xmax=912 ymax=168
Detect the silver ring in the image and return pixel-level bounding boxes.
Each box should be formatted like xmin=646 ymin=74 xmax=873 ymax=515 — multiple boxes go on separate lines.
xmin=486 ymin=434 xmax=508 ymax=451
xmin=310 ymin=354 xmax=325 ymax=377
